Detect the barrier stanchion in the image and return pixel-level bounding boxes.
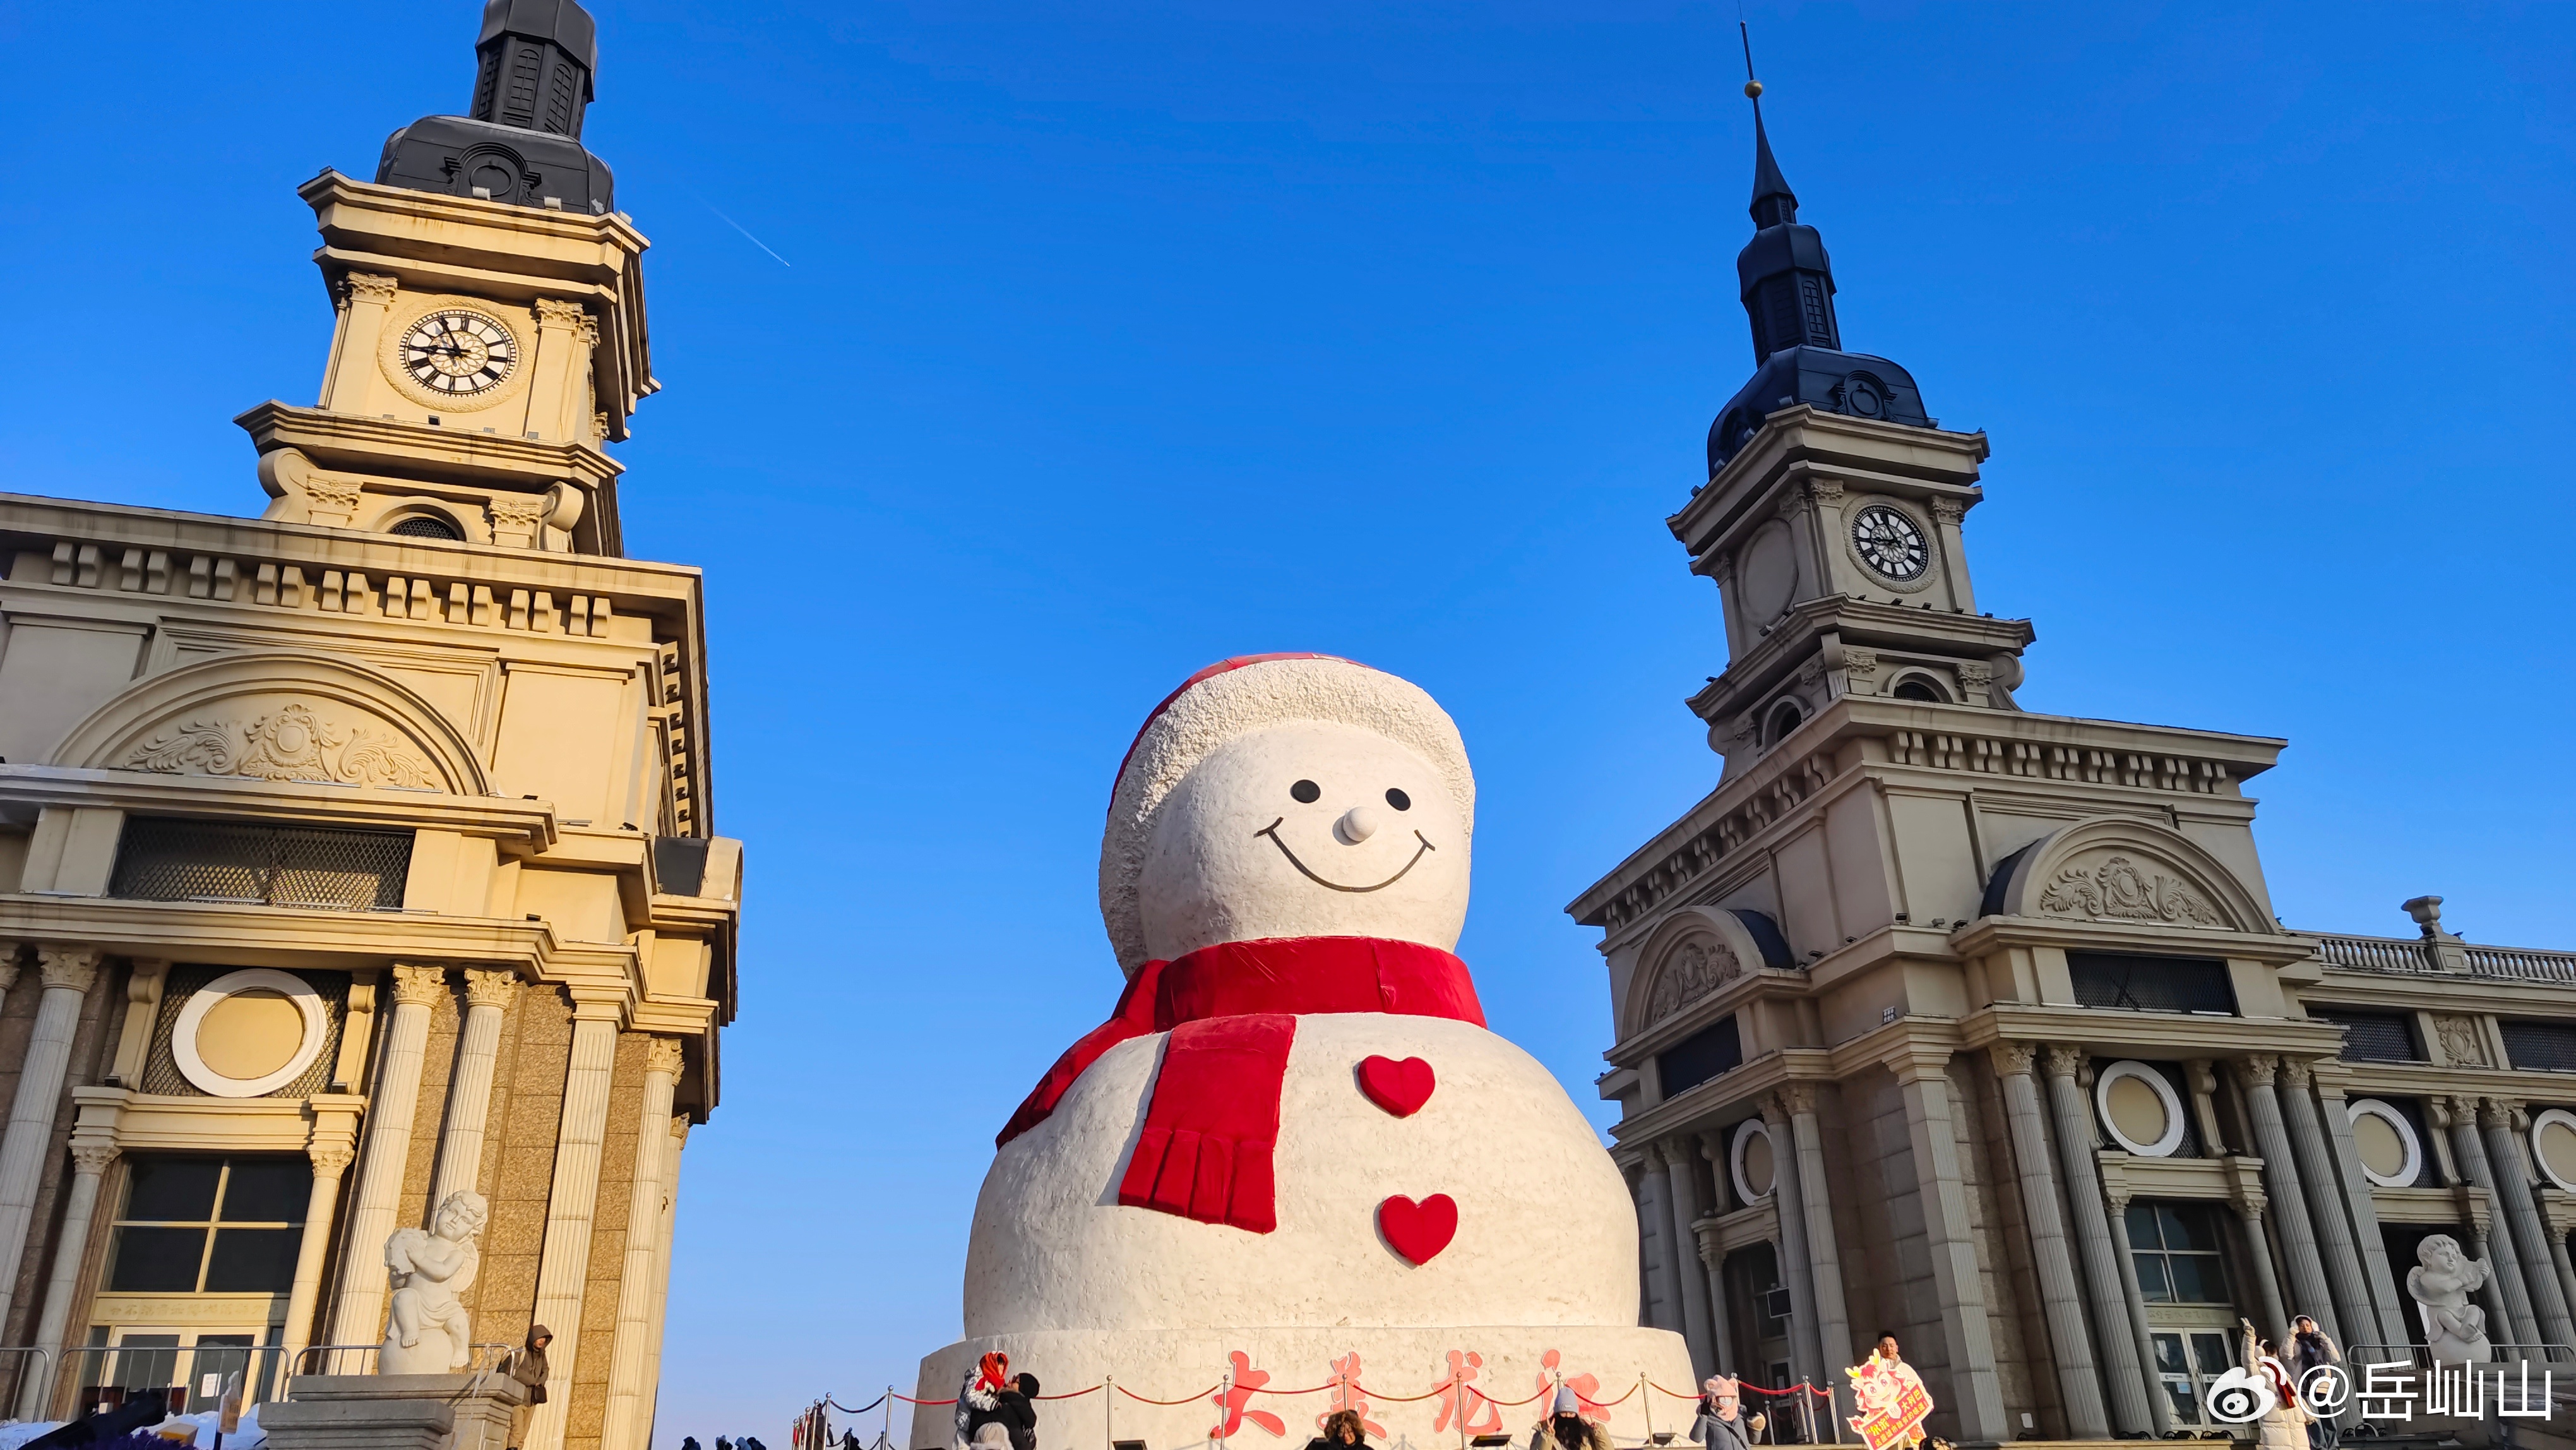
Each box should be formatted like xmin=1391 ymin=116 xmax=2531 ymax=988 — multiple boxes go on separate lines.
xmin=1640 ymin=1375 xmax=1654 ymax=1446
xmin=1103 ymin=1377 xmax=1112 ymax=1450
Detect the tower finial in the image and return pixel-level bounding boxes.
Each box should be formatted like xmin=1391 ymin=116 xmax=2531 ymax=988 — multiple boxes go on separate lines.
xmin=1740 ymin=22 xmax=1797 ymax=228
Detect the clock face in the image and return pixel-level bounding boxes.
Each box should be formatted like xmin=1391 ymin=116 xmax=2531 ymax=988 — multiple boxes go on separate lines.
xmin=398 ymin=311 xmax=518 ymax=396
xmin=1851 ymin=503 xmax=1929 ymax=582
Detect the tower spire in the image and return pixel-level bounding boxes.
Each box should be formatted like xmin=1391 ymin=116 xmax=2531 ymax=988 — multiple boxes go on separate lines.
xmin=1701 ymin=28 xmax=1929 ymax=474
xmin=374 ymin=0 xmax=616 ymax=214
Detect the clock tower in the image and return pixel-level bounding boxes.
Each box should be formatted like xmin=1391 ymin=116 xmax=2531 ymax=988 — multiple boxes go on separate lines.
xmin=1674 ymin=97 xmax=2035 ymax=776
xmin=243 ymin=0 xmax=652 ymax=556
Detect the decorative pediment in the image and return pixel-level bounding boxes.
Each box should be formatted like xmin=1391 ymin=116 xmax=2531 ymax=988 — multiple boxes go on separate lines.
xmin=1984 ymin=817 xmax=2268 ymax=936
xmin=52 ymin=651 xmax=487 ymax=795
xmin=1626 ymin=905 xmax=1794 ymax=1037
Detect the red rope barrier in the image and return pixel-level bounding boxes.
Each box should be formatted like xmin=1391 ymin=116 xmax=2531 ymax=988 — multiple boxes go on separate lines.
xmin=890 ymin=1394 xmax=957 ymax=1406
xmin=1114 ymin=1383 xmax=1223 ymax=1406
xmin=1347 ymin=1382 xmax=1455 ymax=1403
xmin=1480 ymin=1386 xmax=1553 ymax=1407
xmin=1243 ymin=1383 xmax=1342 ymax=1397
xmin=1033 ymin=1386 xmax=1101 ymax=1401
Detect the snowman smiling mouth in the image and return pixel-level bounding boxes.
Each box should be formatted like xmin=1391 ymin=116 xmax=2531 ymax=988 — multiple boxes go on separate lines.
xmin=1254 ymin=817 xmax=1436 ymax=893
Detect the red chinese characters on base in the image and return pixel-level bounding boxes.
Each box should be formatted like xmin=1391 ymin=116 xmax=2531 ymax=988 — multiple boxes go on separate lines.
xmin=1212 ymin=1350 xmax=1288 ymax=1439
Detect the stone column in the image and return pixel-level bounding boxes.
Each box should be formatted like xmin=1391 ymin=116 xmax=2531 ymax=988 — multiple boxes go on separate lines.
xmin=2443 ymin=1096 xmax=2543 ymax=1350
xmin=1780 ymin=1084 xmax=1855 ymax=1377
xmin=1659 ymin=1136 xmax=1717 ymax=1374
xmin=638 ymin=1116 xmax=689 ymax=1442
xmin=2234 ymin=1056 xmax=2342 ymax=1342
xmin=1635 ymin=1153 xmax=1681 ymax=1333
xmin=1988 ymin=1044 xmax=2108 ymax=1438
xmin=2041 ymin=1045 xmax=2159 ymax=1437
xmin=2313 ymin=1072 xmax=2413 ymax=1352
xmin=2098 ymin=1170 xmax=2174 ymax=1435
xmin=2547 ymin=1226 xmax=2576 ymax=1353
xmin=323 ymin=963 xmax=444 ymax=1353
xmin=0 ymin=944 xmax=102 ymax=1330
xmin=2279 ymin=1059 xmax=2377 ymax=1350
xmin=1762 ymin=1095 xmax=1825 ymax=1387
xmin=2230 ymin=1195 xmax=2290 ymax=1343
xmin=524 ymin=1009 xmax=621 ymax=1450
xmin=604 ymin=1039 xmax=683 ymax=1450
xmin=427 ymin=969 xmax=518 ymax=1209
xmin=19 ymin=1139 xmax=116 ymax=1418
xmin=1886 ymin=1047 xmax=2008 ymax=1442
xmin=280 ymin=1105 xmax=362 ymax=1380
xmin=1699 ymin=1131 xmax=1739 ymax=1374
xmin=2481 ymin=1101 xmax=2576 ymax=1351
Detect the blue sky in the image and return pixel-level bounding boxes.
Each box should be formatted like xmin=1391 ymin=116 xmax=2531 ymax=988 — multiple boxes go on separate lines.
xmin=4 ymin=0 xmax=2572 ymax=1441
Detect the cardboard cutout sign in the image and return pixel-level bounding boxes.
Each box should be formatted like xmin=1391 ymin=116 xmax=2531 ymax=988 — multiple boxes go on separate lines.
xmin=1846 ymin=1357 xmax=1933 ymax=1450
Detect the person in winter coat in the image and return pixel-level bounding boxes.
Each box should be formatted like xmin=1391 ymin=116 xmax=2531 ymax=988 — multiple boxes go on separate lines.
xmin=1691 ymin=1377 xmax=1765 ymax=1450
xmin=956 ymin=1353 xmax=1012 ymax=1449
xmin=507 ymin=1324 xmax=552 ymax=1450
xmin=1304 ymin=1410 xmax=1368 ymax=1450
xmin=2289 ymin=1316 xmax=2341 ymax=1450
xmin=1529 ymin=1387 xmax=1611 ymax=1450
xmin=993 ymin=1374 xmax=1040 ymax=1450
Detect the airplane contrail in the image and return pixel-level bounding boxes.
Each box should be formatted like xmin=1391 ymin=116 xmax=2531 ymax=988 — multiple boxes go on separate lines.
xmin=698 ymin=197 xmax=792 ymax=267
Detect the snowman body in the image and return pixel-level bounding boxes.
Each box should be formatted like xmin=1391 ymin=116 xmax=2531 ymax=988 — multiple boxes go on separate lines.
xmin=915 ymin=659 xmax=1693 ymax=1448
xmin=966 ymin=1013 xmax=1636 ymax=1334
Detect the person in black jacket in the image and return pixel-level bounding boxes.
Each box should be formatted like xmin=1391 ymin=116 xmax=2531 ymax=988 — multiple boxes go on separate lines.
xmin=993 ymin=1374 xmax=1040 ymax=1450
xmin=1304 ymin=1410 xmax=1368 ymax=1450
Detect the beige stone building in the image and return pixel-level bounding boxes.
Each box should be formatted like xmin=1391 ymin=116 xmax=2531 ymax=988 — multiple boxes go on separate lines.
xmin=1575 ymin=110 xmax=2576 ymax=1441
xmin=0 ymin=6 xmax=739 ymax=1449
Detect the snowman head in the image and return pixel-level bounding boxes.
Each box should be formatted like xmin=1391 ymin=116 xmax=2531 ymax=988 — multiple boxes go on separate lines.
xmin=1100 ymin=655 xmax=1474 ymax=973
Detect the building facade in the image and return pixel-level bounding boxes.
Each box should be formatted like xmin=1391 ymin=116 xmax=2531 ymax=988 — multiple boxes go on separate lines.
xmin=0 ymin=6 xmax=739 ymax=1450
xmin=1571 ymin=101 xmax=2576 ymax=1442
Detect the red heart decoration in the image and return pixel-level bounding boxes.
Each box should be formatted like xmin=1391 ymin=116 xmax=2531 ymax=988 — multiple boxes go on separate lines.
xmin=1377 ymin=1193 xmax=1458 ymax=1266
xmin=1357 ymin=1056 xmax=1436 ymax=1117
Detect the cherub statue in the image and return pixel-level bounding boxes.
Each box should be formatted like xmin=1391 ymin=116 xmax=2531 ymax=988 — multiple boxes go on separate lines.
xmin=2406 ymin=1233 xmax=2493 ymax=1363
xmin=381 ymin=1189 xmax=489 ymax=1373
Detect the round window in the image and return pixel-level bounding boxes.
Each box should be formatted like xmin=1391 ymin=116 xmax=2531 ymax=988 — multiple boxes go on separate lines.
xmin=2093 ymin=1060 xmax=2186 ymax=1157
xmin=2531 ymin=1108 xmax=2576 ymax=1194
xmin=1729 ymin=1117 xmax=1776 ymax=1205
xmin=2347 ymin=1098 xmax=2423 ymax=1189
xmin=172 ymin=968 xmax=329 ymax=1098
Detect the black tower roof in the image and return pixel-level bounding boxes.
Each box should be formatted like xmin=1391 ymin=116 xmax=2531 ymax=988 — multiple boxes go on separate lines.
xmin=1705 ymin=61 xmax=1931 ymax=476
xmin=374 ymin=0 xmax=616 ymax=215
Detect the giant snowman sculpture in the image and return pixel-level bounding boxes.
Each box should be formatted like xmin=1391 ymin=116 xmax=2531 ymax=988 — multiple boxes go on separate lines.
xmin=914 ymin=656 xmax=1693 ymax=1450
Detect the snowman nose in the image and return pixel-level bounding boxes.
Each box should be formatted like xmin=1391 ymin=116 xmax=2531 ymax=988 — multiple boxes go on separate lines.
xmin=1334 ymin=805 xmax=1380 ymax=845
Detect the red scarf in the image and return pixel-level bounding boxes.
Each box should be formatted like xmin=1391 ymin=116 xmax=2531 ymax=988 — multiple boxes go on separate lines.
xmin=998 ymin=936 xmax=1485 ymax=1233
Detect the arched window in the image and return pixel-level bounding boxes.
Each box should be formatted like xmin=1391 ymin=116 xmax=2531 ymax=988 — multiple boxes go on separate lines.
xmin=1892 ymin=676 xmax=1947 ymax=703
xmin=1762 ymin=700 xmax=1804 ymax=746
xmin=387 ymin=513 xmax=465 ymax=541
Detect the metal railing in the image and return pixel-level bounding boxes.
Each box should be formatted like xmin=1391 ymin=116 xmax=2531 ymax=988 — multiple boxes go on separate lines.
xmin=0 ymin=1341 xmax=518 ymax=1424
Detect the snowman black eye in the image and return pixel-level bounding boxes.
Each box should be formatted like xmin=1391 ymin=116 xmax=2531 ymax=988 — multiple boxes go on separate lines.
xmin=1385 ymin=788 xmax=1411 ymax=811
xmin=1289 ymin=779 xmax=1321 ymax=804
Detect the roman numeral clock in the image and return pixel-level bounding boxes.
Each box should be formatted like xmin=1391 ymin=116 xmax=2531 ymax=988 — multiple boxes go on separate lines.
xmin=395 ymin=310 xmax=519 ymax=398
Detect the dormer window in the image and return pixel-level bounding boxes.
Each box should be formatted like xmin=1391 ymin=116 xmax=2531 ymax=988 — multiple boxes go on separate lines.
xmin=386 ymin=513 xmax=465 ymax=541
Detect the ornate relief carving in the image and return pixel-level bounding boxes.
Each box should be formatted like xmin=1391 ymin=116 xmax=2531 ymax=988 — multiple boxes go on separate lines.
xmin=534 ymin=297 xmax=590 ymax=328
xmin=389 ymin=964 xmax=448 ymax=1008
xmin=1777 ymin=1081 xmax=1820 ymax=1116
xmin=644 ymin=1036 xmax=685 ymax=1076
xmin=69 ymin=1142 xmax=121 ymax=1175
xmin=1840 ymin=647 xmax=1880 ymax=680
xmin=1988 ymin=1041 xmax=2037 ymax=1077
xmin=37 ymin=945 xmax=102 ymax=993
xmin=1809 ymin=480 xmax=1847 ymax=506
xmin=2231 ymin=1054 xmax=2280 ymax=1089
xmin=2480 ymin=1097 xmax=2515 ymax=1130
xmin=2281 ymin=1057 xmax=2314 ymax=1090
xmin=2433 ymin=1014 xmax=2488 ymax=1067
xmin=302 ymin=476 xmax=363 ymax=513
xmin=1957 ymin=661 xmax=1995 ymax=687
xmin=309 ymin=1142 xmax=358 ymax=1175
xmin=124 ymin=703 xmax=439 ymax=790
xmin=1643 ymin=935 xmax=1743 ymax=1025
xmin=1928 ymin=497 xmax=1968 ymax=527
xmin=461 ymin=969 xmax=520 ymax=1011
xmin=2035 ymin=854 xmax=2224 ymax=928
xmin=343 ymin=273 xmax=400 ymax=306
xmin=2042 ymin=1043 xmax=2085 ymax=1080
